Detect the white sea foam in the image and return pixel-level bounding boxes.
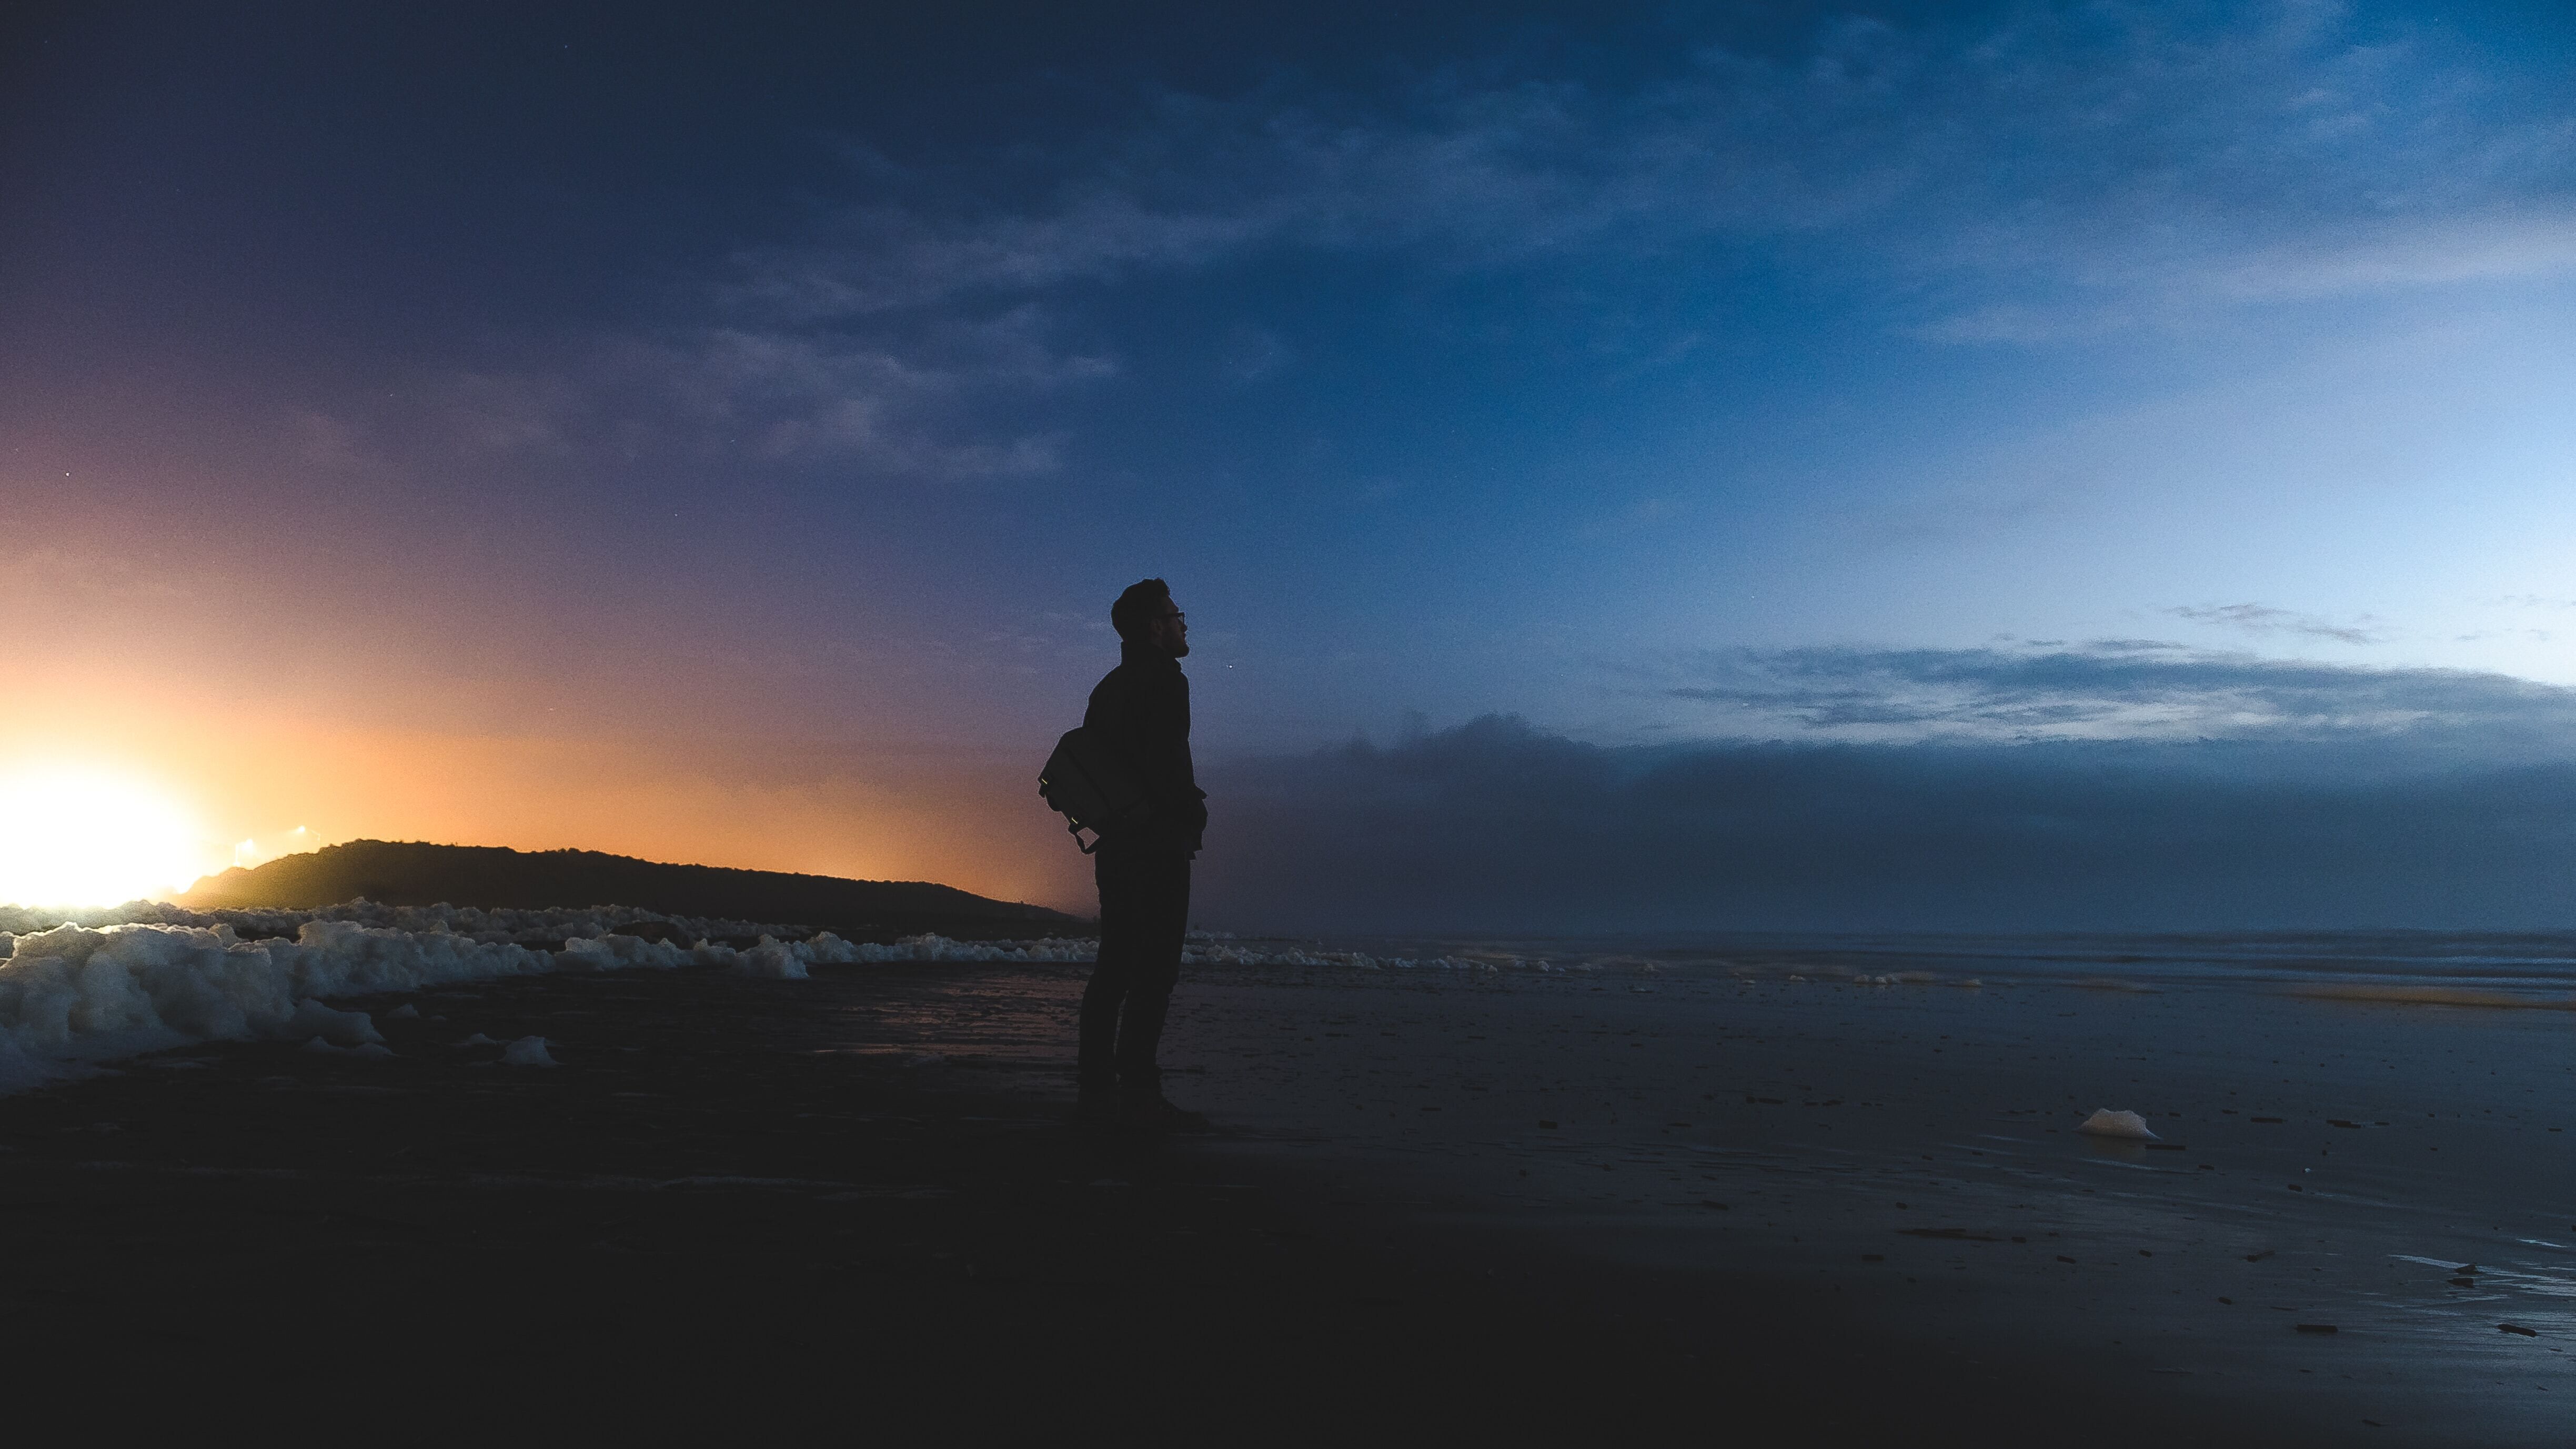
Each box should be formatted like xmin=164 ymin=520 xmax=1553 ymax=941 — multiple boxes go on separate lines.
xmin=1179 ymin=942 xmax=1521 ymax=973
xmin=0 ymin=903 xmax=1601 ymax=1094
xmin=734 ymin=937 xmax=809 ymax=980
xmin=0 ymin=918 xmax=557 ymax=1090
xmin=556 ymin=933 xmax=689 ymax=972
xmin=285 ymin=998 xmax=386 ymax=1046
xmin=0 ymin=901 xmax=1569 ymax=977
xmin=0 ymin=899 xmax=814 ymax=950
xmin=0 ymin=914 xmax=884 ymax=1091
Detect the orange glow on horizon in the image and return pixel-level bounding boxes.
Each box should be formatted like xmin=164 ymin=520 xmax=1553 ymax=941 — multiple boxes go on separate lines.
xmin=0 ymin=708 xmax=1090 ymax=916
xmin=0 ymin=550 xmax=1095 ymax=918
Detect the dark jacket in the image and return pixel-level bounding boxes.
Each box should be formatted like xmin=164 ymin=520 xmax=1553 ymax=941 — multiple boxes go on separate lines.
xmin=1084 ymin=640 xmax=1207 ymax=856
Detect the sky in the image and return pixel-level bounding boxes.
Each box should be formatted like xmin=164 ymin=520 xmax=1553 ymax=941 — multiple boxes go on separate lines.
xmin=4 ymin=0 xmax=2573 ymax=929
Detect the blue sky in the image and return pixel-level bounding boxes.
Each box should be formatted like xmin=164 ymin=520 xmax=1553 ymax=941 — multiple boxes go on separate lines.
xmin=4 ymin=1 xmax=2573 ymax=924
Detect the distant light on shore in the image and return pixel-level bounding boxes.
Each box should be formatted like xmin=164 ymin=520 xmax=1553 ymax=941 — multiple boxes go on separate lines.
xmin=0 ymin=764 xmax=210 ymax=909
xmin=234 ymin=825 xmax=313 ymax=870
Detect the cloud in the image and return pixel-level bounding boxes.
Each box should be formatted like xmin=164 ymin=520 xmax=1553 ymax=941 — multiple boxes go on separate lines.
xmin=351 ymin=307 xmax=1109 ymax=480
xmin=2165 ymin=603 xmax=2387 ymax=645
xmin=1196 ymin=708 xmax=2576 ymax=933
xmin=723 ymin=196 xmax=1277 ymax=321
xmin=732 ymin=4 xmax=2575 ymax=335
xmin=323 ymin=4 xmax=2576 ymax=476
xmin=1653 ymin=642 xmax=2573 ymax=745
xmin=641 ymin=316 xmax=1108 ymax=471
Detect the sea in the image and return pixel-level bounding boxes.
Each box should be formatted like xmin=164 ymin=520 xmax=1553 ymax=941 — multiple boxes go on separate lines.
xmin=1302 ymin=927 xmax=2576 ymax=1007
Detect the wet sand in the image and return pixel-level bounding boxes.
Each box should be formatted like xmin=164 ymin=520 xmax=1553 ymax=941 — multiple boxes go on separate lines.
xmin=1 ymin=955 xmax=2562 ymax=1442
xmin=1168 ymin=960 xmax=2576 ymax=1444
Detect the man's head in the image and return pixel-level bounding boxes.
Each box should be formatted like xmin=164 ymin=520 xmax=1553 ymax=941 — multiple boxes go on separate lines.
xmin=1112 ymin=578 xmax=1188 ymax=658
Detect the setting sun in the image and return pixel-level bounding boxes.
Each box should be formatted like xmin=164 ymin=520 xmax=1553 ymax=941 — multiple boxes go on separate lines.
xmin=0 ymin=766 xmax=210 ymax=908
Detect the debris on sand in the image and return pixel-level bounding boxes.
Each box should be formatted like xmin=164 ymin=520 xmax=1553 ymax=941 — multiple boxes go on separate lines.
xmin=2078 ymin=1109 xmax=2156 ymax=1139
xmin=500 ymin=1035 xmax=557 ymax=1067
xmin=303 ymin=1037 xmax=395 ymax=1059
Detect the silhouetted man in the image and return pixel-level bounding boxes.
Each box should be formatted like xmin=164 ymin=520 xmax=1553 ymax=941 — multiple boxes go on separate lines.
xmin=1079 ymin=578 xmax=1209 ymax=1128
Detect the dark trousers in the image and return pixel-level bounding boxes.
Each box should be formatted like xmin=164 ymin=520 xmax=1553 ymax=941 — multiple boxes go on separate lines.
xmin=1080 ymin=849 xmax=1191 ymax=1090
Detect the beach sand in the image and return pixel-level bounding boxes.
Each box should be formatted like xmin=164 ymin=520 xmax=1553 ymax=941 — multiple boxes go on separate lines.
xmin=1 ymin=954 xmax=2564 ymax=1443
xmin=1173 ymin=960 xmax=2576 ymax=1443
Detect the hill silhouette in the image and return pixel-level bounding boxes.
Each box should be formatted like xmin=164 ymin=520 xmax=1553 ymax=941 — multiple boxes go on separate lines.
xmin=179 ymin=841 xmax=1081 ymax=938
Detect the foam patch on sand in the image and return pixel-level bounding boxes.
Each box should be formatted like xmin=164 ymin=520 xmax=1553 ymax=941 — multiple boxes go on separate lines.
xmin=0 ymin=904 xmax=1638 ymax=979
xmin=2288 ymin=983 xmax=2576 ymax=1011
xmin=500 ymin=1035 xmax=556 ymax=1067
xmin=707 ymin=933 xmax=1516 ymax=974
xmin=0 ymin=917 xmax=884 ymax=1091
xmin=0 ymin=911 xmax=1621 ymax=1092
xmin=0 ymin=919 xmax=546 ymax=1089
xmin=0 ymin=899 xmax=813 ymax=949
xmin=890 ymin=936 xmax=1630 ymax=975
xmin=1185 ymin=943 xmax=1552 ymax=973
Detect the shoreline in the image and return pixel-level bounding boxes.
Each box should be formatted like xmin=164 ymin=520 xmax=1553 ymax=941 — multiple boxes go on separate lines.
xmin=1 ymin=954 xmax=2562 ymax=1442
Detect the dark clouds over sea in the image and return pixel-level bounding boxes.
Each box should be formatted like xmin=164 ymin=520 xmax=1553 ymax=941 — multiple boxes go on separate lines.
xmin=1198 ymin=647 xmax=2576 ymax=933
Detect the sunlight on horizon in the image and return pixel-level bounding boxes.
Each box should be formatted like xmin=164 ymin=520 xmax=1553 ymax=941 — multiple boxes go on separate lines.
xmin=0 ymin=765 xmax=215 ymax=909
xmin=233 ymin=825 xmax=313 ymax=870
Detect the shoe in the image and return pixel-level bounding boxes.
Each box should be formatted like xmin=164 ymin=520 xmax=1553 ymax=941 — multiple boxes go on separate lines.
xmin=1074 ymin=1083 xmax=1123 ymax=1124
xmin=1123 ymin=1092 xmax=1212 ymax=1133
